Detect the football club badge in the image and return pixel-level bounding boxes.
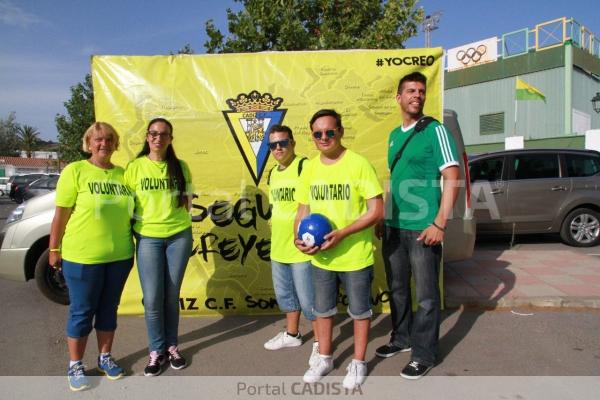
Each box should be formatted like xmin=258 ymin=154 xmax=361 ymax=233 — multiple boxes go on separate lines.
xmin=222 ymin=91 xmax=287 ymax=185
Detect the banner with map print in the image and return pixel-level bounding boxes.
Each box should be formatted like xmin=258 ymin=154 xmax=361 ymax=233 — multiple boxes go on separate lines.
xmin=91 ymin=48 xmax=443 ymax=315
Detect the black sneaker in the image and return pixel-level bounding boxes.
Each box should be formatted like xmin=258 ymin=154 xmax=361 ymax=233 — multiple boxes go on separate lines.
xmin=144 ymin=351 xmax=166 ymax=377
xmin=375 ymin=343 xmax=411 ymax=358
xmin=167 ymin=346 xmax=187 ymax=370
xmin=400 ymin=361 xmax=431 ymax=380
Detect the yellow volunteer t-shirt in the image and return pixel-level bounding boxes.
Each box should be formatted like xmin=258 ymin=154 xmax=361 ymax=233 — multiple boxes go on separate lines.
xmin=124 ymin=156 xmax=193 ymax=238
xmin=55 ymin=160 xmax=134 ymax=264
xmin=269 ymin=156 xmax=310 ymax=264
xmin=296 ymin=150 xmax=383 ymax=271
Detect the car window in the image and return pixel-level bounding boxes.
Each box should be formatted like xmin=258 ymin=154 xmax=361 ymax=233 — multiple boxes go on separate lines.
xmin=469 ymin=156 xmax=504 ymax=182
xmin=513 ymin=154 xmax=559 ymax=180
xmin=48 ymin=176 xmax=59 ymax=189
xmin=565 ymin=153 xmax=600 ymax=177
xmin=30 ymin=178 xmax=49 ymax=189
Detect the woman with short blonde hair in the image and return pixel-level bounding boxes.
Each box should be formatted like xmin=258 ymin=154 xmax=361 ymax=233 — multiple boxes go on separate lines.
xmin=49 ymin=121 xmax=134 ymax=391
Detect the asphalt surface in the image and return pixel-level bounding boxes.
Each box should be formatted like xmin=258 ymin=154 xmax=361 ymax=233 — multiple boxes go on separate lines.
xmin=1 ymin=195 xmax=599 ymax=399
xmin=0 ymin=273 xmax=599 ymax=378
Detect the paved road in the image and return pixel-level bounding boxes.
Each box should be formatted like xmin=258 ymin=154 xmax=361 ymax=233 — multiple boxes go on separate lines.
xmin=1 ymin=274 xmax=599 ymax=377
xmin=0 ymin=274 xmax=599 ymax=400
xmin=1 ymin=195 xmax=599 ymax=399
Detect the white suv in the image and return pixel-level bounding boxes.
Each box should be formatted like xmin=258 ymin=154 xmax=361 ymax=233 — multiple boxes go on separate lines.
xmin=0 ymin=192 xmax=68 ymax=304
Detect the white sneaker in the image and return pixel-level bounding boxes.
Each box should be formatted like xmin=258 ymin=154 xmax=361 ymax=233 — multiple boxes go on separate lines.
xmin=342 ymin=359 xmax=367 ymax=389
xmin=264 ymin=331 xmax=302 ymax=350
xmin=303 ymin=355 xmax=333 ymax=383
xmin=308 ymin=342 xmax=320 ymax=367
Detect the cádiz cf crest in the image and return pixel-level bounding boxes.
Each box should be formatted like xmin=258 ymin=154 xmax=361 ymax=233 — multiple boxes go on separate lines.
xmin=222 ymin=91 xmax=287 ymax=185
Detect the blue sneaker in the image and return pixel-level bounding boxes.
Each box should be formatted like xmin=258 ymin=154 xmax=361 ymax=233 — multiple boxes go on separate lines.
xmin=67 ymin=361 xmax=90 ymax=391
xmin=98 ymin=354 xmax=124 ymax=380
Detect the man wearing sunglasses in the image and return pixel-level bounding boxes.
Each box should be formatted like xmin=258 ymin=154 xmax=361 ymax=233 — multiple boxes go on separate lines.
xmin=294 ymin=109 xmax=384 ymax=389
xmin=263 ymin=125 xmax=320 ymax=367
xmin=376 ymin=72 xmax=460 ymax=380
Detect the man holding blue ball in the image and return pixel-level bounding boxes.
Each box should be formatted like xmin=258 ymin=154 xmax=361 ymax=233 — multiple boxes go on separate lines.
xmin=295 ymin=109 xmax=384 ymax=389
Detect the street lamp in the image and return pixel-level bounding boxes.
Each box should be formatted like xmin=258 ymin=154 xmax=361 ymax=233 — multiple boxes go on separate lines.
xmin=422 ymin=11 xmax=442 ymax=48
xmin=592 ymin=92 xmax=600 ymax=114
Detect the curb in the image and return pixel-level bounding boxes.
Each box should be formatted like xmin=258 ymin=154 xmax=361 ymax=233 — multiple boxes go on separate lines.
xmin=445 ymin=296 xmax=600 ymax=309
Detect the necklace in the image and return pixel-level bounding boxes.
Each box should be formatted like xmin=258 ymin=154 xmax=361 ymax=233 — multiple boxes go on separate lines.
xmin=147 ymin=157 xmax=167 ymax=174
xmin=87 ymin=158 xmax=113 ymax=173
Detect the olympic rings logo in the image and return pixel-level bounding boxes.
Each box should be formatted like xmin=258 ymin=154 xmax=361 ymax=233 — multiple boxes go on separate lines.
xmin=456 ymin=45 xmax=487 ymax=64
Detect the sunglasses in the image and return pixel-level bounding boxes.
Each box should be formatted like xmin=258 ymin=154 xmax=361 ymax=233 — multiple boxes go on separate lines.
xmin=268 ymin=139 xmax=290 ymax=150
xmin=312 ymin=129 xmax=336 ymax=140
xmin=147 ymin=131 xmax=171 ymax=139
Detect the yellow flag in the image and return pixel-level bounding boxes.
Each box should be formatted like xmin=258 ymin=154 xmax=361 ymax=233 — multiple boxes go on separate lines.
xmin=516 ymin=78 xmax=546 ymax=102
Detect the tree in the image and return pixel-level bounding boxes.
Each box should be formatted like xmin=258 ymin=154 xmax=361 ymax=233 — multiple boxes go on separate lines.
xmin=0 ymin=112 xmax=21 ymax=156
xmin=55 ymin=74 xmax=95 ymax=164
xmin=170 ymin=43 xmax=195 ymax=55
xmin=17 ymin=124 xmax=40 ymax=158
xmin=204 ymin=0 xmax=423 ymax=53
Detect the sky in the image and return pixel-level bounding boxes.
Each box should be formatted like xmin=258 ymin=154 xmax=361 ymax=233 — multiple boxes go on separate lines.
xmin=1 ymin=0 xmax=599 ymax=141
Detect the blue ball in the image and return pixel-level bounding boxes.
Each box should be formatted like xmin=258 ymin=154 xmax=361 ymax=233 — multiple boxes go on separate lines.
xmin=298 ymin=213 xmax=333 ymax=247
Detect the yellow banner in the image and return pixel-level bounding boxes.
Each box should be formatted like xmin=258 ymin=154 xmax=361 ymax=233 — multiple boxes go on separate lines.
xmin=91 ymin=48 xmax=443 ymax=315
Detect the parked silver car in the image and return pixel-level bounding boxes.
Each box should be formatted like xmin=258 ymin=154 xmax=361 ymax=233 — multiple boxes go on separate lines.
xmin=469 ymin=148 xmax=600 ymax=247
xmin=0 ymin=192 xmax=67 ymax=303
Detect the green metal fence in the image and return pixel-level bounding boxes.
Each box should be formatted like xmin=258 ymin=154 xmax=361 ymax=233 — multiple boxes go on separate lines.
xmin=451 ymin=17 xmax=599 ymax=68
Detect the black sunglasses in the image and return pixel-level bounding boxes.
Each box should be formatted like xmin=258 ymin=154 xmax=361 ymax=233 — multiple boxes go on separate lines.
xmin=312 ymin=129 xmax=336 ymax=140
xmin=268 ymin=139 xmax=290 ymax=150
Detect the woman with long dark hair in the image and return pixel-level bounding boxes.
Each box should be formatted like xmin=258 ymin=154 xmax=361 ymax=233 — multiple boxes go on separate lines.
xmin=125 ymin=117 xmax=193 ymax=377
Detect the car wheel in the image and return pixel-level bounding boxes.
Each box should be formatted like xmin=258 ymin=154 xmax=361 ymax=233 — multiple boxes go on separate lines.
xmin=34 ymin=249 xmax=70 ymax=305
xmin=560 ymin=208 xmax=600 ymax=247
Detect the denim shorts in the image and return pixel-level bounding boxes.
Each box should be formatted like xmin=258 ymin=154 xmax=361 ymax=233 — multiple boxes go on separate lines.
xmin=271 ymin=260 xmax=315 ymax=321
xmin=62 ymin=258 xmax=133 ymax=338
xmin=312 ymin=265 xmax=373 ymax=320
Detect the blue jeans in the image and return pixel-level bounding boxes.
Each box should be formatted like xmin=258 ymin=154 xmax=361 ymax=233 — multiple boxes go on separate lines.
xmin=135 ymin=228 xmax=192 ymax=353
xmin=312 ymin=265 xmax=373 ymax=320
xmin=382 ymin=226 xmax=441 ymax=367
xmin=62 ymin=258 xmax=133 ymax=338
xmin=271 ymin=260 xmax=316 ymax=321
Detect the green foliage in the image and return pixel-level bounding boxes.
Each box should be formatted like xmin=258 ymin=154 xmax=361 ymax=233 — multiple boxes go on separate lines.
xmin=204 ymin=0 xmax=424 ymax=53
xmin=169 ymin=43 xmax=195 ymax=55
xmin=0 ymin=112 xmax=21 ymax=156
xmin=179 ymin=44 xmax=195 ymax=54
xmin=17 ymin=124 xmax=40 ymax=158
xmin=55 ymin=74 xmax=95 ymax=164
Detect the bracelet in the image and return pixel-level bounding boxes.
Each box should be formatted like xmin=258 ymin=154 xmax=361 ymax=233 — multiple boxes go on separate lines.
xmin=431 ymin=222 xmax=445 ymax=232
xmin=49 ymin=248 xmax=61 ymax=253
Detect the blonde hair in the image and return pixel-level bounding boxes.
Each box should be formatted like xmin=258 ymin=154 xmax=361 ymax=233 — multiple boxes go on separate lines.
xmin=82 ymin=122 xmax=120 ymax=153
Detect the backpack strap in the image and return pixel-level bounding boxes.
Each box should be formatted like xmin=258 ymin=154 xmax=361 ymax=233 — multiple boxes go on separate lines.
xmin=297 ymin=157 xmax=307 ymax=176
xmin=415 ymin=116 xmax=437 ymax=133
xmin=266 ymin=165 xmax=276 ymax=186
xmin=267 ymin=156 xmax=308 ymax=185
xmin=389 ymin=116 xmax=438 ymax=174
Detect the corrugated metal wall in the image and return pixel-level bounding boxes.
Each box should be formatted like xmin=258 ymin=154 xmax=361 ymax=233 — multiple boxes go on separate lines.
xmin=445 ymin=68 xmax=566 ymax=146
xmin=572 ymin=68 xmax=600 ymax=129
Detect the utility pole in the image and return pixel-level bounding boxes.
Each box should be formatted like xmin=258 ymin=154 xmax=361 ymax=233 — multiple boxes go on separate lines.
xmin=422 ymin=11 xmax=442 ymax=48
